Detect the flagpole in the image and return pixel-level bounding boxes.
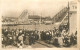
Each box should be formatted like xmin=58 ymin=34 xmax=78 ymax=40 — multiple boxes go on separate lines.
xmin=68 ymin=2 xmax=70 ymax=33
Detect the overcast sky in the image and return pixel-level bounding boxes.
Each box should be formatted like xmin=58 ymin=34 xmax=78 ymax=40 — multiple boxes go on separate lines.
xmin=1 ymin=0 xmax=73 ymax=17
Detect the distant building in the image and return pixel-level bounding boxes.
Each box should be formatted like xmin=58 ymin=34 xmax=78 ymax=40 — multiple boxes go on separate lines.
xmin=2 ymin=17 xmax=18 ymax=25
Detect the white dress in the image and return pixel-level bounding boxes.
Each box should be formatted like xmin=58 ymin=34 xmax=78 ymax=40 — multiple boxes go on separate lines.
xmin=58 ymin=37 xmax=63 ymax=46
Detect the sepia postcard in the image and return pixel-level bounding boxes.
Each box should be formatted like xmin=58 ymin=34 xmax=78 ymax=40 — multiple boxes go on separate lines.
xmin=0 ymin=0 xmax=80 ymax=50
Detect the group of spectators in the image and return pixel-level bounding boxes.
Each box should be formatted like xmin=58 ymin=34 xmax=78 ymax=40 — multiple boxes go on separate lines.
xmin=2 ymin=25 xmax=77 ymax=48
xmin=2 ymin=28 xmax=39 ymax=48
xmin=40 ymin=25 xmax=77 ymax=47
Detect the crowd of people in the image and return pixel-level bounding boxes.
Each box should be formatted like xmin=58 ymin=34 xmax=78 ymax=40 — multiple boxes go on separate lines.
xmin=2 ymin=25 xmax=77 ymax=48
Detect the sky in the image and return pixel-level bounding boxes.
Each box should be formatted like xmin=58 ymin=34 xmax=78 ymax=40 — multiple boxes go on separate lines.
xmin=1 ymin=0 xmax=74 ymax=18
